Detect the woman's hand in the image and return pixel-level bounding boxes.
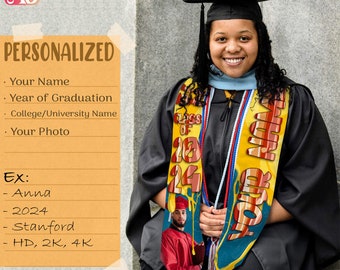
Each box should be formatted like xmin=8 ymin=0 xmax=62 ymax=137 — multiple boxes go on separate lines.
xmin=267 ymin=199 xmax=293 ymax=224
xmin=152 ymin=188 xmax=166 ymax=209
xmin=199 ymin=204 xmax=227 ymax=238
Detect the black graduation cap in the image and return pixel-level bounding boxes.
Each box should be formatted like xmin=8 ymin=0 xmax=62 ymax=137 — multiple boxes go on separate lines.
xmin=183 ymin=0 xmax=266 ymax=2
xmin=183 ymin=0 xmax=266 ymax=22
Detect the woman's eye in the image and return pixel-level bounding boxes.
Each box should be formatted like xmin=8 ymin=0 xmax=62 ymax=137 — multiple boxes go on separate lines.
xmin=216 ymin=37 xmax=226 ymax=42
xmin=240 ymin=36 xmax=250 ymax=42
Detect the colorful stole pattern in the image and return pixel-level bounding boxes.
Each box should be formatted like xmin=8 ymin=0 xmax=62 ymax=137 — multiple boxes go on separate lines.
xmin=163 ymin=78 xmax=208 ymax=250
xmin=163 ymin=78 xmax=289 ymax=269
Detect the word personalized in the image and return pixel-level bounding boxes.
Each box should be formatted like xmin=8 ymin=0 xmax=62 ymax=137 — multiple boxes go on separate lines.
xmin=4 ymin=41 xmax=115 ymax=62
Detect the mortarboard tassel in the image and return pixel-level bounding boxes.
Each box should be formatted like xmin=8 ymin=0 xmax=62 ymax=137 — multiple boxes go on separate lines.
xmin=196 ymin=2 xmax=207 ymax=88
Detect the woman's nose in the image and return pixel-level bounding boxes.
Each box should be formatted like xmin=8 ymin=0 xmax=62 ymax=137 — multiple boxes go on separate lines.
xmin=225 ymin=40 xmax=240 ymax=53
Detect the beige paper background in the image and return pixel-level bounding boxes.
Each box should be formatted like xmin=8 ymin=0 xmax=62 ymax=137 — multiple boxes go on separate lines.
xmin=0 ymin=36 xmax=120 ymax=266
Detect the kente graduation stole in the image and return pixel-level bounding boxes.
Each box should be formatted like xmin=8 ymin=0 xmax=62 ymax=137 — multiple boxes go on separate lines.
xmin=163 ymin=78 xmax=289 ymax=269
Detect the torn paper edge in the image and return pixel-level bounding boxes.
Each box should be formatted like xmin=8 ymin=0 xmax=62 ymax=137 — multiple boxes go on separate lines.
xmin=107 ymin=23 xmax=135 ymax=55
xmin=12 ymin=23 xmax=43 ymax=42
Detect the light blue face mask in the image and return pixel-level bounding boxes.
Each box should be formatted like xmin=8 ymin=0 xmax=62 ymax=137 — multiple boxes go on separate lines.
xmin=208 ymin=64 xmax=257 ymax=91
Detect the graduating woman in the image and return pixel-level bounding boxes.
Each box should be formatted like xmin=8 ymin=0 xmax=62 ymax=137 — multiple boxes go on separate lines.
xmin=127 ymin=1 xmax=340 ymax=269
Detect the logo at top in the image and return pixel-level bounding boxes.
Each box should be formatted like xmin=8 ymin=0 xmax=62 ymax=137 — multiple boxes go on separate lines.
xmin=5 ymin=0 xmax=39 ymax=5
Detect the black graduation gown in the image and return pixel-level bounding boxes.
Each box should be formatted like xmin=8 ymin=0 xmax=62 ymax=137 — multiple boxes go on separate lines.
xmin=126 ymin=77 xmax=340 ymax=270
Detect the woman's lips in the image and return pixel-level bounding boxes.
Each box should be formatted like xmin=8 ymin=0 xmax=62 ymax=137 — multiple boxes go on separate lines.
xmin=223 ymin=57 xmax=245 ymax=65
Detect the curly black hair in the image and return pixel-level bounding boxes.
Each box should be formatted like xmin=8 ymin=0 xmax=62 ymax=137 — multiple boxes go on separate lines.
xmin=181 ymin=19 xmax=287 ymax=107
xmin=253 ymin=20 xmax=287 ymax=101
